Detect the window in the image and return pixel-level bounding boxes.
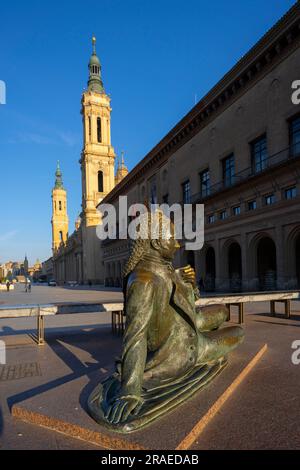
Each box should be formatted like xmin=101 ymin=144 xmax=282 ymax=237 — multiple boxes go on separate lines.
xmin=200 ymin=169 xmax=210 ymax=197
xmin=59 ymin=231 xmax=63 ymax=242
xmin=59 ymin=201 xmax=62 ymax=211
xmin=289 ymin=115 xmax=300 ymax=156
xmin=162 ymin=194 xmax=169 ymax=204
xmin=265 ymin=194 xmax=275 ymax=205
xmin=182 ymin=180 xmax=191 ymax=204
xmin=98 ymin=171 xmax=104 ymax=192
xmin=248 ymin=200 xmax=257 ymax=211
xmin=222 ymin=154 xmax=235 ymax=187
xmin=219 ymin=210 xmax=227 ymax=220
xmin=285 ymin=186 xmax=297 ymax=199
xmin=251 ymin=135 xmax=267 ymax=173
xmin=149 ymin=176 xmax=157 ymax=204
xmin=233 ymin=205 xmax=241 ymax=216
xmin=97 ymin=117 xmax=102 ymax=143
xmin=88 ymin=116 xmax=91 ymax=141
xmin=208 ymin=214 xmax=215 ymax=224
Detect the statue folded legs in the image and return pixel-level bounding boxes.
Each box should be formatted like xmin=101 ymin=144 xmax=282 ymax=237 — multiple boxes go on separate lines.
xmin=88 ymin=210 xmax=244 ymax=432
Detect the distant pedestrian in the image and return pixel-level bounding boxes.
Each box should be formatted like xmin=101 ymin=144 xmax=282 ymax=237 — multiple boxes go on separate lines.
xmin=6 ymin=280 xmax=10 ymax=292
xmin=28 ymin=280 xmax=31 ymax=292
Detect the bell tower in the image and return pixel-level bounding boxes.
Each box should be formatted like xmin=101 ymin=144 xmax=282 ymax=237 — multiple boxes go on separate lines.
xmin=51 ymin=162 xmax=69 ymax=252
xmin=80 ymin=36 xmax=116 ymax=227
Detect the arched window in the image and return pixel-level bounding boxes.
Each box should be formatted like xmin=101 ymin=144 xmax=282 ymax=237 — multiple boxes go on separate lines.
xmin=97 ymin=117 xmax=102 ymax=143
xmin=59 ymin=201 xmax=62 ymax=211
xmin=88 ymin=116 xmax=91 ymax=141
xmin=98 ymin=170 xmax=104 ymax=192
xmin=59 ymin=231 xmax=63 ymax=242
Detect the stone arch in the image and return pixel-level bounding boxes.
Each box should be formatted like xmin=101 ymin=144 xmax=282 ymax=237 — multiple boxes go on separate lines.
xmin=228 ymin=242 xmax=242 ymax=292
xmin=257 ymin=237 xmax=277 ymax=290
xmin=105 ymin=263 xmax=110 ymax=287
xmin=297 ymin=236 xmax=300 ymax=288
xmin=115 ymin=261 xmax=122 ymax=287
xmin=247 ymin=231 xmax=275 ymax=290
xmin=204 ymin=246 xmax=216 ymax=292
xmin=219 ymin=238 xmax=240 ymax=276
xmin=186 ymin=251 xmax=195 ymax=269
xmin=286 ymin=226 xmax=300 ymax=288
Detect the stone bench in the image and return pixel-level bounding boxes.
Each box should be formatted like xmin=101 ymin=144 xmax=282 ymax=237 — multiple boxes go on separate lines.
xmin=111 ymin=291 xmax=300 ymax=333
xmin=196 ymin=290 xmax=300 ymax=324
xmin=0 ymin=291 xmax=299 ymax=344
xmin=0 ymin=302 xmax=123 ymax=345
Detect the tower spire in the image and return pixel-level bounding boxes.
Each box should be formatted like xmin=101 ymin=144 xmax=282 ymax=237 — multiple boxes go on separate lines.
xmin=54 ymin=160 xmax=64 ymax=189
xmin=115 ymin=150 xmax=128 ymax=185
xmin=87 ymin=36 xmax=104 ymax=93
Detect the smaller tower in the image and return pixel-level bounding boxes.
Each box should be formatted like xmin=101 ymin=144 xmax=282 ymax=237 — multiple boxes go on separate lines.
xmin=23 ymin=254 xmax=29 ymax=276
xmin=51 ymin=162 xmax=69 ymax=252
xmin=115 ymin=151 xmax=129 ymax=185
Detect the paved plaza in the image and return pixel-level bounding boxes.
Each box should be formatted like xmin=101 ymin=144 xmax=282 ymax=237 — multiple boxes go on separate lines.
xmin=0 ymin=290 xmax=300 ymax=449
xmin=0 ymin=283 xmax=123 ymax=307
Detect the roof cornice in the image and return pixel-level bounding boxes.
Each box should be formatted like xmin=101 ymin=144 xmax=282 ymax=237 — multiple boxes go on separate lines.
xmin=101 ymin=1 xmax=300 ymax=205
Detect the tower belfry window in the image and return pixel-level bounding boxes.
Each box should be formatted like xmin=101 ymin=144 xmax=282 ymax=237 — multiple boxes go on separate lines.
xmin=98 ymin=170 xmax=104 ymax=192
xmin=59 ymin=201 xmax=62 ymax=211
xmin=97 ymin=117 xmax=102 ymax=142
xmin=88 ymin=116 xmax=91 ymax=141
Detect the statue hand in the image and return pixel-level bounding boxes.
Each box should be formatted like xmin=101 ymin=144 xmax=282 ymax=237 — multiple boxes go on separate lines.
xmin=179 ymin=265 xmax=196 ymax=286
xmin=105 ymin=395 xmax=143 ymax=424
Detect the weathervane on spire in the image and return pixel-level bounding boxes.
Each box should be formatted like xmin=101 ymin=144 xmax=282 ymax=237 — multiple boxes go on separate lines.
xmin=92 ymin=35 xmax=96 ymax=54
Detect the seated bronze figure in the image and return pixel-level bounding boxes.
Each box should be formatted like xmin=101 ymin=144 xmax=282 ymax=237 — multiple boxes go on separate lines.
xmin=88 ymin=210 xmax=244 ymax=433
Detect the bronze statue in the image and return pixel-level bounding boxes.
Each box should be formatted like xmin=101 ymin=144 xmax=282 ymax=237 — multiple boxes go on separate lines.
xmin=88 ymin=210 xmax=244 ymax=432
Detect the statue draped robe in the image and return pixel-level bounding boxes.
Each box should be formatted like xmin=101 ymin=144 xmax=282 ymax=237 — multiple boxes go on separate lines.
xmin=88 ymin=256 xmax=244 ymax=432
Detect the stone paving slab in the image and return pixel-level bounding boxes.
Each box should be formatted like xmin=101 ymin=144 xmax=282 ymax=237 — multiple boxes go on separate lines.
xmin=11 ymin=338 xmax=267 ymax=450
xmin=0 ymin=284 xmax=123 ymax=307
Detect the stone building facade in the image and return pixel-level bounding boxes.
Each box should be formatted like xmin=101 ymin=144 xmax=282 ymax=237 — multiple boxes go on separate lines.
xmin=100 ymin=3 xmax=300 ymax=292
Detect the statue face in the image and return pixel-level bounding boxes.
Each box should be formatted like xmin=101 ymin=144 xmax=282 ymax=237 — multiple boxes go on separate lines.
xmin=154 ymin=237 xmax=180 ymax=260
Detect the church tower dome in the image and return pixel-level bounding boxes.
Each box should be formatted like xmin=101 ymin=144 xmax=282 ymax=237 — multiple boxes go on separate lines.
xmin=115 ymin=151 xmax=129 ymax=185
xmin=87 ymin=36 xmax=104 ymax=94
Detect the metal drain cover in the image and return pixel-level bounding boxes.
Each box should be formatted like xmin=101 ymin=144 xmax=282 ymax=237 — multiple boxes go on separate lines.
xmin=0 ymin=362 xmax=42 ymax=381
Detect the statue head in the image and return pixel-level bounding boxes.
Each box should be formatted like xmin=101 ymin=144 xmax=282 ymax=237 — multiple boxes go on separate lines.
xmin=150 ymin=232 xmax=180 ymax=260
xmin=122 ymin=209 xmax=180 ymax=278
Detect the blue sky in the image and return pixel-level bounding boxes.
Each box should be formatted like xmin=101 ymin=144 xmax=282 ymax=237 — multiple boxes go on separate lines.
xmin=0 ymin=0 xmax=295 ymax=265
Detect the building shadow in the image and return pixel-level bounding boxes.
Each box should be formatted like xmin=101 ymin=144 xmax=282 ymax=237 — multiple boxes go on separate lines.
xmin=250 ymin=311 xmax=300 ymax=322
xmin=0 ymin=326 xmax=17 ymax=337
xmin=0 ymin=322 xmax=111 ymax=338
xmin=34 ymin=283 xmax=123 ymax=293
xmin=7 ymin=327 xmax=122 ymax=414
xmin=251 ymin=319 xmax=300 ymax=328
